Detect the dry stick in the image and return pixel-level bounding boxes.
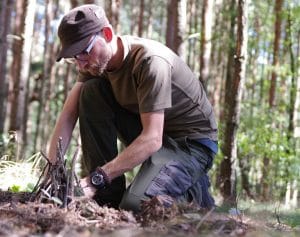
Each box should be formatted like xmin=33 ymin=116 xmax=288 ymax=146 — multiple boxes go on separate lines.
xmin=196 ymin=207 xmax=215 ymax=230
xmin=68 ymin=146 xmax=80 ymax=198
xmin=32 ymin=137 xmax=82 ymax=208
xmin=56 ymin=138 xmax=69 ymax=207
xmin=30 ymin=152 xmax=50 ymax=198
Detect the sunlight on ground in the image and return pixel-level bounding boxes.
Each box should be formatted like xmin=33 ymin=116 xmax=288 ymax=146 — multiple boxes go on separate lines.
xmin=0 ymin=154 xmax=42 ymax=192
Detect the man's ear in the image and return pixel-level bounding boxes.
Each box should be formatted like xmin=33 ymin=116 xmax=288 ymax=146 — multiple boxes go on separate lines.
xmin=102 ymin=27 xmax=113 ymax=42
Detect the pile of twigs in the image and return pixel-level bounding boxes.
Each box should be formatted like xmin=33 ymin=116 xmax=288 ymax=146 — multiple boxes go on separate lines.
xmin=30 ymin=138 xmax=83 ymax=207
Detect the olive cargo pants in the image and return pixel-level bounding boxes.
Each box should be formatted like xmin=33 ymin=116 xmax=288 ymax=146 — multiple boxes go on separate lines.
xmin=79 ymin=78 xmax=215 ymax=212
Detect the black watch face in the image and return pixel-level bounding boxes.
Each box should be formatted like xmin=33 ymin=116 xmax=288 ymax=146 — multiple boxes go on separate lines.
xmin=91 ymin=173 xmax=104 ymax=186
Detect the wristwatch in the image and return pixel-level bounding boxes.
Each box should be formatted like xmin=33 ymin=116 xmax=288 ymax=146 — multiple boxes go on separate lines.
xmin=90 ymin=167 xmax=110 ymax=189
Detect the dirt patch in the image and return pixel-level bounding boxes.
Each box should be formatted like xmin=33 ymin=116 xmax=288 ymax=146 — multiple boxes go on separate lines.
xmin=0 ymin=190 xmax=298 ymax=237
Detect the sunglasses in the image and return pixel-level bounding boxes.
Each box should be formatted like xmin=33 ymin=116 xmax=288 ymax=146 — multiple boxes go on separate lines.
xmin=64 ymin=33 xmax=100 ymax=64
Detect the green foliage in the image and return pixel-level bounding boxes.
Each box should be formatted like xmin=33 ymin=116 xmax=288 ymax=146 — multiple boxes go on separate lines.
xmin=237 ymin=103 xmax=299 ymax=198
xmin=10 ymin=185 xmax=21 ymax=193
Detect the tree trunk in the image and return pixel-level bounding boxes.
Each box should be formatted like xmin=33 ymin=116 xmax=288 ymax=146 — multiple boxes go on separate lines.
xmin=129 ymin=0 xmax=138 ymax=35
xmin=166 ymin=0 xmax=186 ymax=59
xmin=20 ymin=0 xmax=36 ymax=156
xmin=34 ymin=0 xmax=57 ymax=153
xmin=9 ymin=0 xmax=26 ymax=136
xmin=238 ymin=154 xmax=255 ymax=199
xmin=186 ymin=0 xmax=195 ymax=68
xmin=268 ymin=0 xmax=283 ymax=107
xmin=262 ymin=0 xmax=283 ymax=201
xmin=146 ymin=0 xmax=153 ymax=38
xmin=287 ymin=9 xmax=296 ymax=141
xmin=0 ymin=0 xmax=14 ymax=134
xmin=9 ymin=0 xmax=36 ymax=159
xmin=219 ymin=0 xmax=248 ymax=205
xmin=199 ymin=0 xmax=213 ymax=88
xmin=137 ymin=0 xmax=144 ymax=37
xmin=106 ymin=0 xmax=122 ymax=34
xmin=70 ymin=0 xmax=78 ymax=8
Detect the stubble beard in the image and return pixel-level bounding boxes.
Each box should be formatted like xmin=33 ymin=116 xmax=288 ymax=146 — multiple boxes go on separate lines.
xmin=80 ymin=50 xmax=112 ymax=76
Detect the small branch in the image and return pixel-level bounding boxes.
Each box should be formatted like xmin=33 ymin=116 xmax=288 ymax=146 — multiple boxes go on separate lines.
xmin=31 ymin=137 xmax=82 ymax=208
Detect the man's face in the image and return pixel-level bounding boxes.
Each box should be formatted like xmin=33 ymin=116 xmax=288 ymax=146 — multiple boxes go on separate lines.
xmin=76 ymin=35 xmax=112 ymax=76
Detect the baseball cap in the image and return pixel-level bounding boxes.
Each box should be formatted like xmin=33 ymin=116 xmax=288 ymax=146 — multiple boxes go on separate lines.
xmin=56 ymin=4 xmax=109 ymax=62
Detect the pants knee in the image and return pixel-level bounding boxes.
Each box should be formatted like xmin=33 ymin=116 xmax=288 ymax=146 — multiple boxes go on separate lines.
xmin=119 ymin=191 xmax=143 ymax=213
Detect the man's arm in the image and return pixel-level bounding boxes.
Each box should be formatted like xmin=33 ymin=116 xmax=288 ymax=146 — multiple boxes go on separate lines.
xmin=102 ymin=110 xmax=164 ymax=179
xmin=81 ymin=110 xmax=164 ymax=196
xmin=48 ymin=82 xmax=83 ymax=163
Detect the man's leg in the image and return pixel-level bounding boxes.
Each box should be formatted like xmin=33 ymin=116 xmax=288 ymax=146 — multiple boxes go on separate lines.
xmin=79 ymin=78 xmax=142 ymax=208
xmin=119 ymin=136 xmax=215 ymax=212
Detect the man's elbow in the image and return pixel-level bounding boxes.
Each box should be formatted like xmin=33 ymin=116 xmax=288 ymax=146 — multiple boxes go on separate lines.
xmin=150 ymin=135 xmax=162 ymax=153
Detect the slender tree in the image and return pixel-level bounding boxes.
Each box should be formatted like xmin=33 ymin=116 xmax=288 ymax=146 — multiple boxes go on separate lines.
xmin=186 ymin=0 xmax=195 ymax=68
xmin=166 ymin=0 xmax=186 ymax=58
xmin=0 ymin=0 xmax=14 ymax=134
xmin=137 ymin=0 xmax=144 ymax=37
xmin=286 ymin=8 xmax=296 ymax=141
xmin=70 ymin=0 xmax=78 ymax=7
xmin=268 ymin=0 xmax=283 ymax=108
xmin=262 ymin=0 xmax=283 ymax=201
xmin=106 ymin=0 xmax=122 ymax=34
xmin=199 ymin=0 xmax=213 ymax=88
xmin=9 ymin=0 xmax=36 ymax=159
xmin=146 ymin=0 xmax=153 ymax=38
xmin=219 ymin=0 xmax=248 ymax=204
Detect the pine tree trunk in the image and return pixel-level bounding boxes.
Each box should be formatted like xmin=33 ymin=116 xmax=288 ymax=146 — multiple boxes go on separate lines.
xmin=187 ymin=0 xmax=195 ymax=68
xmin=106 ymin=0 xmax=122 ymax=34
xmin=137 ymin=0 xmax=144 ymax=37
xmin=146 ymin=0 xmax=153 ymax=38
xmin=219 ymin=0 xmax=248 ymax=205
xmin=199 ymin=0 xmax=213 ymax=87
xmin=8 ymin=0 xmax=36 ymax=160
xmin=262 ymin=0 xmax=283 ymax=201
xmin=0 ymin=0 xmax=14 ymax=134
xmin=287 ymin=9 xmax=296 ymax=140
xmin=166 ymin=0 xmax=186 ymax=59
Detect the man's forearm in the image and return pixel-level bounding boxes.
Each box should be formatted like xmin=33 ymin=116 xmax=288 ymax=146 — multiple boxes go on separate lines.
xmin=48 ymin=82 xmax=82 ymax=164
xmin=101 ymin=133 xmax=162 ymax=180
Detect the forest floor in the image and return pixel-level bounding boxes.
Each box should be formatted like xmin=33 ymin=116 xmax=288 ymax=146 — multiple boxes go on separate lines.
xmin=0 ymin=190 xmax=299 ymax=237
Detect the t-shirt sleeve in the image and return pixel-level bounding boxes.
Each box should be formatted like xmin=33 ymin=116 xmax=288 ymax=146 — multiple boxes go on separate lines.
xmin=135 ymin=56 xmax=172 ymax=113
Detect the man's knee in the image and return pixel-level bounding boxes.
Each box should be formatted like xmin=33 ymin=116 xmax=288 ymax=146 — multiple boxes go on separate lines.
xmin=119 ymin=190 xmax=142 ymax=213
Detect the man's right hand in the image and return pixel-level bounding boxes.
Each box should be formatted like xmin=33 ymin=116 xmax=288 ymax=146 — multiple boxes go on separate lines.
xmin=80 ymin=176 xmax=97 ymax=198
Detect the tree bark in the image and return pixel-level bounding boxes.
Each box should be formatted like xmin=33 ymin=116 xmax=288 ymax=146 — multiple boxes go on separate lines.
xmin=219 ymin=0 xmax=248 ymax=205
xmin=8 ymin=0 xmax=37 ymax=159
xmin=0 ymin=0 xmax=14 ymax=134
xmin=166 ymin=0 xmax=186 ymax=59
xmin=268 ymin=0 xmax=283 ymax=107
xmin=34 ymin=0 xmax=58 ymax=153
xmin=106 ymin=0 xmax=122 ymax=34
xmin=146 ymin=0 xmax=153 ymax=38
xmin=137 ymin=0 xmax=144 ymax=37
xmin=262 ymin=0 xmax=283 ymax=201
xmin=199 ymin=0 xmax=213 ymax=88
xmin=286 ymin=9 xmax=296 ymax=141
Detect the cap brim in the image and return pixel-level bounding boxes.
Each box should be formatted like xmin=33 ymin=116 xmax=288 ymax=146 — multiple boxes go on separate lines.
xmin=56 ymin=35 xmax=92 ymax=62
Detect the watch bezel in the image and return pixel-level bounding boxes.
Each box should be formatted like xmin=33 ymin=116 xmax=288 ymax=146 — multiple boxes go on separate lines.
xmin=90 ymin=171 xmax=105 ymax=189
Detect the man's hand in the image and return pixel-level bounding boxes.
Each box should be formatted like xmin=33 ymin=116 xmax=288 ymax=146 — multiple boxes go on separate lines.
xmin=80 ymin=176 xmax=97 ymax=198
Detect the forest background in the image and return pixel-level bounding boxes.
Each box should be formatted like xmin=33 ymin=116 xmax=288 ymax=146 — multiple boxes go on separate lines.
xmin=0 ymin=0 xmax=299 ymax=211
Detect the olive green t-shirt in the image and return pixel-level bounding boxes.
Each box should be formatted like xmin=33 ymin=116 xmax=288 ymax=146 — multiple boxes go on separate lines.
xmin=78 ymin=36 xmax=218 ymax=141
